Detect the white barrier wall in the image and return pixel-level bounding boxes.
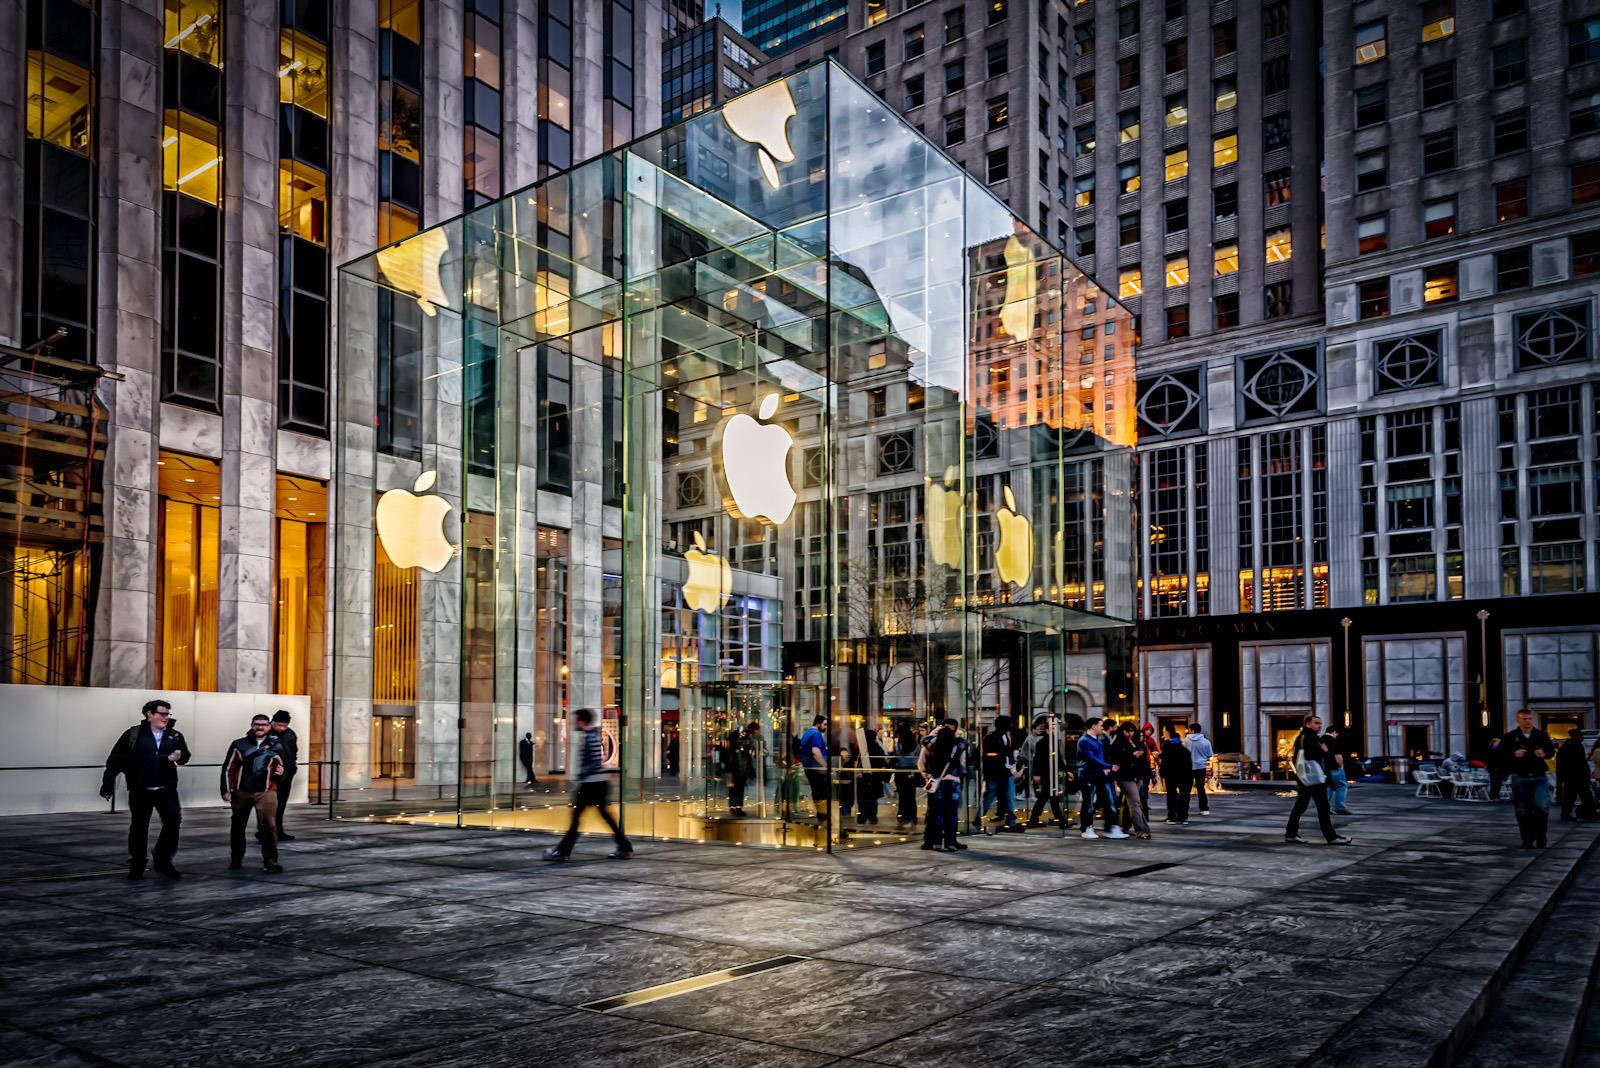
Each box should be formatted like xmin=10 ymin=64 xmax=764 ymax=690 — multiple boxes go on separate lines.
xmin=0 ymin=686 xmax=312 ymax=815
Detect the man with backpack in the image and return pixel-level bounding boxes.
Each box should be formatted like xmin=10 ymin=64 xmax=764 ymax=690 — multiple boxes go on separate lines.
xmin=99 ymin=699 xmax=191 ymax=880
xmin=222 ymin=714 xmax=288 ymax=873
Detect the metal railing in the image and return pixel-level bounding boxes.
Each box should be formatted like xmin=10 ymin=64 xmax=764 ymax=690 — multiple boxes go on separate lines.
xmin=0 ymin=759 xmax=340 ymax=814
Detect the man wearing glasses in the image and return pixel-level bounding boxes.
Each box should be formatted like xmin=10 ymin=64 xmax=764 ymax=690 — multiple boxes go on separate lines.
xmin=100 ymin=699 xmax=192 ymax=880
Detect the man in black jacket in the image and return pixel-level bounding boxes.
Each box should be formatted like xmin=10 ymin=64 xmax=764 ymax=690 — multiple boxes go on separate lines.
xmin=222 ymin=714 xmax=287 ymax=873
xmin=1556 ymin=726 xmax=1597 ymax=823
xmin=1500 ymin=708 xmax=1555 ymax=848
xmin=269 ymin=710 xmax=299 ymax=841
xmin=518 ymin=731 xmax=537 ymax=786
xmin=100 ymin=699 xmax=191 ymax=880
xmin=1026 ymin=716 xmax=1068 ymax=833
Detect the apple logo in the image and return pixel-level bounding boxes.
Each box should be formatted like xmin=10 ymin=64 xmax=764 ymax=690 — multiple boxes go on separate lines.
xmin=994 ymin=484 xmax=1033 ymax=588
xmin=925 ymin=465 xmax=963 ymax=568
xmin=375 ymin=471 xmax=457 ymax=573
xmin=720 ymin=80 xmax=797 ymax=190
xmin=998 ymin=235 xmax=1037 ymax=341
xmin=720 ymin=393 xmax=796 ymax=525
xmin=682 ymin=530 xmax=732 ymax=614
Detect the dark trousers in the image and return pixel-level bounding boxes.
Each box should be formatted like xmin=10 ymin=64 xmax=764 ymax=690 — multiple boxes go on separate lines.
xmin=1186 ymin=772 xmax=1209 ymax=813
xmin=555 ymin=780 xmax=631 ymax=855
xmin=520 ymin=756 xmax=537 ymax=784
xmin=1286 ymin=782 xmax=1337 ymax=842
xmin=127 ymin=787 xmax=181 ymax=870
xmin=1510 ymin=774 xmax=1551 ymax=846
xmin=728 ymin=775 xmax=749 ymax=812
xmin=805 ymin=768 xmax=830 ymax=821
xmin=230 ymin=789 xmax=279 ymax=862
xmin=926 ymin=780 xmax=961 ymax=847
xmin=1079 ymin=780 xmax=1117 ymax=830
xmin=274 ymin=771 xmax=294 ymax=833
xmin=1029 ymin=790 xmax=1066 ymax=825
xmin=1558 ymin=775 xmax=1597 ymax=820
xmin=894 ymin=772 xmax=919 ymax=823
xmin=1165 ymin=772 xmax=1192 ymax=822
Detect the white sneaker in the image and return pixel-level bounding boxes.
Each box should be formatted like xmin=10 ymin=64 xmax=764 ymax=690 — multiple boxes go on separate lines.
xmin=1080 ymin=828 xmax=1099 ymax=839
xmin=1105 ymin=827 xmax=1131 ymax=839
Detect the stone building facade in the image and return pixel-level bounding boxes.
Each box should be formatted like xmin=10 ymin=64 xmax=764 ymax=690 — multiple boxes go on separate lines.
xmin=1 ymin=0 xmax=662 ymax=781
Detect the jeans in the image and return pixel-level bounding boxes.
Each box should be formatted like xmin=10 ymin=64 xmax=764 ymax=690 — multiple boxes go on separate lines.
xmin=126 ymin=786 xmax=181 ymax=870
xmin=555 ymin=780 xmax=631 ymax=855
xmin=1117 ymin=780 xmax=1150 ymax=835
xmin=1510 ymin=774 xmax=1551 ymax=846
xmin=926 ymin=780 xmax=961 ymax=847
xmin=894 ymin=772 xmax=920 ymax=824
xmin=1164 ymin=772 xmax=1191 ymax=822
xmin=1187 ymin=771 xmax=1210 ymax=813
xmin=230 ymin=788 xmax=279 ymax=862
xmin=1286 ymin=782 xmax=1338 ymax=842
xmin=981 ymin=775 xmax=1019 ymax=827
xmin=1328 ymin=768 xmax=1349 ymax=813
xmin=1138 ymin=775 xmax=1151 ymax=818
xmin=1079 ymin=779 xmax=1118 ymax=831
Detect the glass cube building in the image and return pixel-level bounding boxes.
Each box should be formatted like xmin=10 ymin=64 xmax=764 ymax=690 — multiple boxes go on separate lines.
xmin=333 ymin=61 xmax=1137 ymax=847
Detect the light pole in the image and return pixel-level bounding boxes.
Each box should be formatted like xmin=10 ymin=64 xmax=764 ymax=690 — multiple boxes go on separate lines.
xmin=1477 ymin=609 xmax=1491 ymax=729
xmin=1340 ymin=617 xmax=1353 ymax=729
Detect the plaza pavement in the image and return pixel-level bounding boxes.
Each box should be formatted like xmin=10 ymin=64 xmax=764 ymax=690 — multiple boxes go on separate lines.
xmin=1 ymin=784 xmax=1597 ymax=1067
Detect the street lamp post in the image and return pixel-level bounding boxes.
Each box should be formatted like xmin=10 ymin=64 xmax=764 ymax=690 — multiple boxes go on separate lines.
xmin=1477 ymin=609 xmax=1491 ymax=729
xmin=1340 ymin=617 xmax=1352 ymax=729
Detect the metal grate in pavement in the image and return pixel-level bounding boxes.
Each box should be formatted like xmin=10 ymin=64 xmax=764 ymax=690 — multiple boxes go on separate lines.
xmin=1108 ymin=862 xmax=1180 ymax=878
xmin=580 ymin=954 xmax=810 ymax=1013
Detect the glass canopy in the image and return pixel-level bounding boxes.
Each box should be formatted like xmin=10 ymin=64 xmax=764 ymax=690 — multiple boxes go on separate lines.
xmin=332 ymin=61 xmax=1137 ymax=848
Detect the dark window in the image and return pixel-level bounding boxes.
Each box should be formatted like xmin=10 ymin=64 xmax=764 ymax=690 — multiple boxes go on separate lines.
xmin=1514 ymin=303 xmax=1591 ymax=368
xmin=537 ymin=345 xmax=572 ymax=492
xmin=1263 ymin=57 xmax=1290 ymax=96
xmin=1166 ymin=0 xmax=1185 ymax=22
xmin=987 ymin=41 xmax=1008 ymax=78
xmin=1569 ymin=19 xmax=1600 ymax=64
xmin=1491 ymin=40 xmax=1528 ymax=87
xmin=1237 ymin=344 xmax=1320 ymax=424
xmin=1164 ymin=40 xmax=1186 ymax=75
xmin=986 ymin=146 xmax=1009 ymax=183
xmin=1075 ymin=224 xmax=1097 ymax=256
xmin=1264 ymin=282 xmax=1293 ymax=321
xmin=1570 ymin=91 xmax=1600 ymax=136
xmin=865 ymin=41 xmax=885 ymax=75
xmin=1263 ymin=115 xmax=1291 ymax=151
xmin=1357 ymin=214 xmax=1387 ymax=255
xmin=1574 ymin=231 xmax=1600 ymax=277
xmin=1119 ymin=56 xmax=1140 ymax=91
xmin=1075 ymin=123 xmax=1095 ymax=156
xmin=1215 ymin=292 xmax=1240 ymax=329
xmin=944 ymin=60 xmax=965 ymax=94
xmin=1074 ymin=21 xmax=1094 ymax=55
xmin=1359 ymin=279 xmax=1390 ymax=319
xmin=1213 ymin=18 xmax=1236 ymax=58
xmin=377 ymin=288 xmax=423 ymax=459
xmin=1119 ymin=212 xmax=1141 ymax=246
xmin=1075 ymin=72 xmax=1095 ymax=106
xmin=1356 ymin=150 xmax=1388 ymax=191
xmin=278 ymin=234 xmax=330 ymax=433
xmin=904 ymin=75 xmax=924 ymax=109
xmin=1494 ymin=110 xmax=1528 ymax=155
xmin=1136 ymin=367 xmax=1205 ymax=437
xmin=944 ymin=110 xmax=965 ymax=145
xmin=1119 ymin=4 xmax=1139 ymax=38
xmin=1422 ymin=130 xmax=1456 ymax=174
xmin=1492 ymin=0 xmax=1525 ymax=17
xmin=1355 ymin=84 xmax=1387 ymax=128
xmin=1573 ymin=161 xmax=1600 ymax=205
xmin=1263 ymin=1 xmax=1289 ymax=38
xmin=1214 ymin=183 xmax=1238 ymax=220
xmin=1166 ymin=304 xmax=1190 ymax=340
xmin=1496 ymin=246 xmax=1531 ymax=291
xmin=1495 ymin=178 xmax=1529 ymax=221
xmin=903 ymin=26 xmax=925 ymax=59
xmin=1420 ymin=63 xmax=1454 ymax=108
xmin=1165 ymin=198 xmax=1188 ymax=234
xmin=1373 ymin=331 xmax=1443 ymax=393
xmin=944 ymin=6 xmax=964 ymax=42
xmin=1264 ymin=168 xmax=1292 ymax=207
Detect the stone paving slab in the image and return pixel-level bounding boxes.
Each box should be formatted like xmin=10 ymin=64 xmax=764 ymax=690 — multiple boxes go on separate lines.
xmin=0 ymin=785 xmax=1595 ymax=1068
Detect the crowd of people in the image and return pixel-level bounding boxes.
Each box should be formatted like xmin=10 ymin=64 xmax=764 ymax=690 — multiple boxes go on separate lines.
xmin=99 ymin=700 xmax=302 ymax=879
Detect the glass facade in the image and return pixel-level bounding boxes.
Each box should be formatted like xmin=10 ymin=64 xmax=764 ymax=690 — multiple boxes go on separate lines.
xmin=332 ymin=62 xmax=1136 ymax=848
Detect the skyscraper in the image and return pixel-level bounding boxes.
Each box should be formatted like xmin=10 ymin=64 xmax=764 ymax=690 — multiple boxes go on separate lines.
xmin=742 ymin=0 xmax=847 ymax=56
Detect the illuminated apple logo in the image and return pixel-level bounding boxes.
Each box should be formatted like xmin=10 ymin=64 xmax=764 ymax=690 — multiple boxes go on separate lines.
xmin=720 ymin=394 xmax=796 ymax=524
xmin=375 ymin=471 xmax=456 ymax=573
xmin=998 ymin=235 xmax=1037 ymax=341
xmin=721 ymin=80 xmax=797 ymax=190
xmin=926 ymin=465 xmax=963 ymax=568
xmin=994 ymin=485 xmax=1033 ymax=588
xmin=682 ymin=530 xmax=732 ymax=614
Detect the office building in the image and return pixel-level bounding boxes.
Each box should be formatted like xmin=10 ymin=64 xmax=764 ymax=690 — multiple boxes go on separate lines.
xmin=663 ymin=15 xmax=766 ymax=124
xmin=742 ymin=0 xmax=847 ymax=56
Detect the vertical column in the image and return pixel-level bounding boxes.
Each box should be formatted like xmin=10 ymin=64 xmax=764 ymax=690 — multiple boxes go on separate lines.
xmin=92 ymin=1 xmax=163 ymax=687
xmin=568 ymin=345 xmax=605 ymax=723
xmin=1460 ymin=395 xmax=1500 ymax=600
xmin=1206 ymin=434 xmax=1238 ymax=615
xmin=500 ymin=1 xmax=541 ymax=191
xmin=1103 ymin=449 xmax=1135 ymax=621
xmin=569 ymin=0 xmax=606 ymax=164
xmin=0 ymin=1 xmax=23 ymax=345
xmin=415 ymin=312 xmax=462 ymax=787
xmin=1327 ymin=416 xmax=1363 ymax=607
xmin=216 ymin=0 xmax=279 ymax=694
xmin=424 ymin=0 xmax=465 ymax=224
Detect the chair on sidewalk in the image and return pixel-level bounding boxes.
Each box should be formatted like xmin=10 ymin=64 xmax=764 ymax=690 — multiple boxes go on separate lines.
xmin=1414 ymin=766 xmax=1442 ymax=798
xmin=1452 ymin=769 xmax=1490 ymax=802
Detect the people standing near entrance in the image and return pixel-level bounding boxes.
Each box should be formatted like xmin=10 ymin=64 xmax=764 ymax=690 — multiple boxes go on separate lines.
xmin=1111 ymin=722 xmax=1152 ymax=840
xmin=1026 ymin=717 xmax=1067 ymax=833
xmin=1499 ymin=709 xmax=1555 ymax=848
xmin=1284 ymin=715 xmax=1353 ymax=846
xmin=892 ymin=723 xmax=921 ymax=830
xmin=1138 ymin=723 xmax=1159 ymax=819
xmin=799 ymin=714 xmax=830 ymax=825
xmin=222 ymin=714 xmax=287 ymax=873
xmin=724 ymin=721 xmax=759 ymax=817
xmin=269 ymin=711 xmax=299 ymax=841
xmin=100 ymin=699 xmax=191 ymax=880
xmin=980 ymin=715 xmax=1024 ymax=833
xmin=519 ymin=731 xmax=538 ymax=786
xmin=544 ymin=707 xmax=633 ymax=860
xmin=1161 ymin=723 xmax=1192 ymax=825
xmin=1077 ymin=718 xmax=1127 ymax=840
xmin=1184 ymin=723 xmax=1214 ymax=816
xmin=920 ymin=719 xmax=967 ymax=852
xmin=1322 ymin=726 xmax=1354 ymax=815
xmin=1556 ymin=726 xmax=1597 ymax=823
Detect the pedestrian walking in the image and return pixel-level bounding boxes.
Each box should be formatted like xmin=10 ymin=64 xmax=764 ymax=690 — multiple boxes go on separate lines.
xmin=222 ymin=714 xmax=287 ymax=873
xmin=920 ymin=719 xmax=967 ymax=852
xmin=1556 ymin=726 xmax=1597 ymax=822
xmin=892 ymin=723 xmax=921 ymax=829
xmin=518 ymin=731 xmax=538 ymax=786
xmin=724 ymin=721 xmax=759 ymax=816
xmin=857 ymin=727 xmax=887 ymax=826
xmin=99 ymin=699 xmax=191 ymax=880
xmin=837 ymin=739 xmax=858 ymax=822
xmin=1184 ymin=723 xmax=1214 ymax=816
xmin=799 ymin=714 xmax=830 ymax=824
xmin=980 ymin=715 xmax=1024 ymax=833
xmin=269 ymin=710 xmax=299 ymax=841
xmin=1284 ymin=715 xmax=1352 ymax=845
xmin=544 ymin=708 xmax=633 ymax=860
xmin=1026 ymin=716 xmax=1068 ymax=833
xmin=1077 ymin=717 xmax=1127 ymax=839
xmin=1138 ymin=723 xmax=1158 ymax=819
xmin=1111 ymin=722 xmax=1152 ymax=839
xmin=1486 ymin=737 xmax=1506 ymax=801
xmin=1499 ymin=709 xmax=1554 ymax=848
xmin=1323 ymin=725 xmax=1353 ymax=815
xmin=1160 ymin=723 xmax=1192 ymax=825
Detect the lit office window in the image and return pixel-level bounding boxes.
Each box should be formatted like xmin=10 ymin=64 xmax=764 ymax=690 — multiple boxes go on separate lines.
xmin=1119 ymin=267 xmax=1143 ymax=298
xmin=1165 ymin=148 xmax=1188 ymax=181
xmin=1264 ymin=228 xmax=1292 ymax=264
xmin=1165 ymin=255 xmax=1189 ymax=288
xmin=157 ymin=451 xmax=221 ymax=691
xmin=1214 ymin=244 xmax=1240 ymax=275
xmin=1213 ymin=133 xmax=1238 ymax=167
xmin=1354 ymin=20 xmax=1387 ymax=64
